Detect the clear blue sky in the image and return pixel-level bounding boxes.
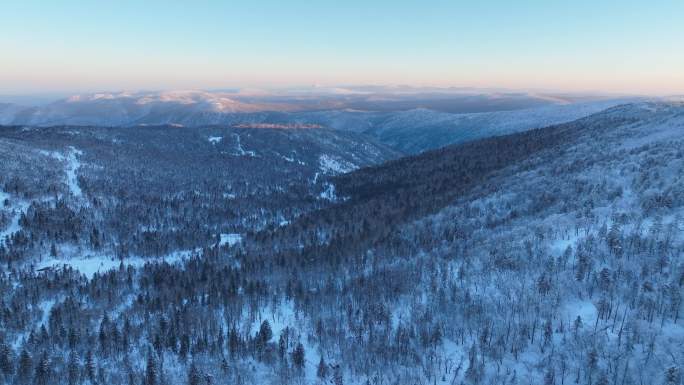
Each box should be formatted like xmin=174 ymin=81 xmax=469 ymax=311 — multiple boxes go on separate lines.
xmin=1 ymin=0 xmax=683 ymax=94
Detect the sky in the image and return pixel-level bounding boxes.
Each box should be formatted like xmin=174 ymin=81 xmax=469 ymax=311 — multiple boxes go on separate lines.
xmin=1 ymin=0 xmax=683 ymax=95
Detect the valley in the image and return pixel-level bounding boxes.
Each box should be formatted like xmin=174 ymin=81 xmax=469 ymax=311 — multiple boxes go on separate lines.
xmin=0 ymin=101 xmax=682 ymax=385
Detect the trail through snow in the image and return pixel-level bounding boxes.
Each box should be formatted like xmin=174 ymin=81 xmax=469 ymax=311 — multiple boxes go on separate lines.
xmin=65 ymin=147 xmax=84 ymax=197
xmin=40 ymin=146 xmax=84 ymax=198
xmin=233 ymin=134 xmax=256 ymax=157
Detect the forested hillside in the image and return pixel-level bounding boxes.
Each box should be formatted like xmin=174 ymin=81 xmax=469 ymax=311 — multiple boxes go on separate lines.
xmin=0 ymin=125 xmax=398 ymax=263
xmin=0 ymin=102 xmax=682 ymax=385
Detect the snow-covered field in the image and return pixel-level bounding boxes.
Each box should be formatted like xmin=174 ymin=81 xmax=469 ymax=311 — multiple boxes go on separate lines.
xmin=208 ymin=136 xmax=223 ymax=144
xmin=219 ymin=233 xmax=242 ymax=247
xmin=318 ymin=154 xmax=357 ymax=175
xmin=34 ymin=249 xmax=195 ymax=279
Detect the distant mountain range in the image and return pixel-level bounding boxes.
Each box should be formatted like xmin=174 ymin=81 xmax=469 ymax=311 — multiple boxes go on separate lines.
xmin=0 ymin=90 xmax=640 ymax=154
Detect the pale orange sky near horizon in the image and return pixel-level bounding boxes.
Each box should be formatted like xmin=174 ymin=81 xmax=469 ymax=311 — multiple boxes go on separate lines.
xmin=1 ymin=0 xmax=683 ymax=96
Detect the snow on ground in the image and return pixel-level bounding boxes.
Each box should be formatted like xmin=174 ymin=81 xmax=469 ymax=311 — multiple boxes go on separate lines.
xmin=65 ymin=147 xmax=84 ymax=198
xmin=208 ymin=136 xmax=223 ymax=144
xmin=35 ymin=249 xmax=194 ymax=279
xmin=564 ymin=300 xmax=597 ymax=326
xmin=617 ymin=109 xmax=684 ymax=150
xmin=376 ymin=99 xmax=633 ymax=148
xmin=318 ymin=154 xmax=357 ymax=175
xmin=319 ymin=183 xmax=337 ymax=201
xmin=233 ymin=134 xmax=256 ymax=157
xmin=280 ymin=153 xmax=306 ymax=165
xmin=435 ymin=339 xmax=467 ymax=383
xmin=247 ymin=300 xmax=322 ymax=384
xmin=40 ymin=146 xmax=85 ymax=198
xmin=550 ymin=231 xmax=581 ymax=257
xmin=220 ymin=233 xmax=242 ymax=247
xmin=0 ymin=205 xmax=26 ymax=244
xmin=0 ymin=191 xmax=30 ymax=246
xmin=38 ymin=299 xmax=56 ymax=327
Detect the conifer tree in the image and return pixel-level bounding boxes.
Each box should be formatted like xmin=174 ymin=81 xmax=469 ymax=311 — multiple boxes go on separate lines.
xmin=317 ymin=356 xmax=328 ymax=380
xmin=292 ymin=343 xmax=305 ymax=370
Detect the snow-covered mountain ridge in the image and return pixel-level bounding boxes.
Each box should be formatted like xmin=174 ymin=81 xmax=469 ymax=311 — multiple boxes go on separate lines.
xmin=0 ymin=90 xmax=641 ymax=153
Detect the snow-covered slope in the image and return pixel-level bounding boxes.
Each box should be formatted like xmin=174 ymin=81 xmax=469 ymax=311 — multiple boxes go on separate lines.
xmin=0 ymin=103 xmax=27 ymax=125
xmin=253 ymin=101 xmax=684 ymax=384
xmin=360 ymin=99 xmax=636 ymax=153
xmin=0 ymin=91 xmax=295 ymax=127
